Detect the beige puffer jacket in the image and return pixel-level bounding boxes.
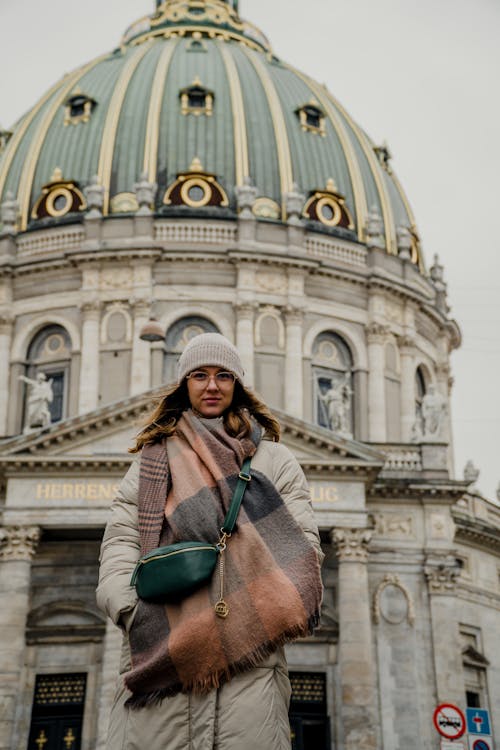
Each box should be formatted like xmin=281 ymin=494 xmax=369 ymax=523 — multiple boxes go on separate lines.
xmin=97 ymin=439 xmax=323 ymax=750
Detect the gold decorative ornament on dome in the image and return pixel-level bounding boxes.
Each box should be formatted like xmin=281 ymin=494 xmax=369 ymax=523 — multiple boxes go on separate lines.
xmin=408 ymin=223 xmax=421 ymax=266
xmin=31 ymin=168 xmax=86 ymax=221
xmin=252 ymin=197 xmax=280 ymax=220
xmin=110 ymin=192 xmax=140 ymax=214
xmin=163 ymin=157 xmax=229 ymax=208
xmin=303 ymin=179 xmax=354 ymax=230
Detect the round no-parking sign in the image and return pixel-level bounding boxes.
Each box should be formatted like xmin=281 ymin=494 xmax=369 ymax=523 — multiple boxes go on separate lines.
xmin=472 ymin=740 xmax=492 ymax=750
xmin=433 ymin=703 xmax=466 ymax=739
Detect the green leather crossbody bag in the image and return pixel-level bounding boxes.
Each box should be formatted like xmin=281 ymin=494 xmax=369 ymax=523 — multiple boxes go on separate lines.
xmin=130 ymin=457 xmax=252 ymax=617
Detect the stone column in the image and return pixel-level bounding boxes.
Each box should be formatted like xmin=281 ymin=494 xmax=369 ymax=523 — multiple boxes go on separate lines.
xmin=424 ymin=553 xmax=464 ymax=705
xmin=235 ymin=303 xmax=255 ymax=388
xmin=398 ymin=335 xmax=416 ymax=442
xmin=95 ymin=619 xmax=122 ymax=750
xmin=79 ymin=301 xmax=101 ymax=414
xmin=333 ymin=527 xmax=378 ymax=750
xmin=0 ymin=526 xmax=40 ymax=750
xmin=366 ymin=323 xmax=388 ymax=442
xmin=0 ymin=315 xmax=13 ymax=436
xmin=284 ymin=307 xmax=304 ymax=419
xmin=130 ymin=300 xmax=152 ymax=395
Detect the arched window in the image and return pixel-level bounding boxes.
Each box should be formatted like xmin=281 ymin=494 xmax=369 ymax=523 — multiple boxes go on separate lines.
xmin=312 ymin=332 xmax=354 ymax=437
xmin=23 ymin=326 xmax=72 ymax=427
xmin=414 ymin=366 xmax=427 ymax=435
xmin=163 ymin=316 xmax=219 ymax=383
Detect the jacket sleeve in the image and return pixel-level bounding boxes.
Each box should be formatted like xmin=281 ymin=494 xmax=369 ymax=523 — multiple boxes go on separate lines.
xmin=269 ymin=442 xmax=325 ymax=564
xmin=96 ymin=454 xmax=141 ymax=627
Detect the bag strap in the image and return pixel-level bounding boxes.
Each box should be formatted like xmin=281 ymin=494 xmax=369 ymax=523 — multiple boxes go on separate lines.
xmin=221 ymin=456 xmax=252 ymax=535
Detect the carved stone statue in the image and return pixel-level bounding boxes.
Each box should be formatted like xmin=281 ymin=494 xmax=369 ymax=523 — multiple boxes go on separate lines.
xmin=365 ymin=204 xmax=383 ymax=249
xmin=18 ymin=373 xmax=54 ymax=431
xmin=463 ymin=460 xmax=480 ymax=486
xmin=396 ymin=225 xmax=412 ymax=260
xmin=235 ymin=176 xmax=258 ymax=219
xmin=319 ymin=373 xmax=352 ymax=436
xmin=84 ymin=175 xmax=105 ymax=219
xmin=430 ymin=254 xmax=448 ymax=313
xmin=134 ymin=171 xmax=157 ymax=215
xmin=285 ymin=182 xmax=305 ymax=226
xmin=422 ymin=384 xmax=447 ymax=442
xmin=0 ymin=190 xmax=20 ymax=234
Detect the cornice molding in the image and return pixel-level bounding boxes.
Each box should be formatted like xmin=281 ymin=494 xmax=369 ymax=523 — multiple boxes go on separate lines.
xmin=369 ymin=481 xmax=466 ymax=502
xmin=453 ymin=513 xmax=500 ymax=553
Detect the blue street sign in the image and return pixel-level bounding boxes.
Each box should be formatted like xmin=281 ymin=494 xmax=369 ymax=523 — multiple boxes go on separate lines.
xmin=466 ymin=708 xmax=491 ymax=736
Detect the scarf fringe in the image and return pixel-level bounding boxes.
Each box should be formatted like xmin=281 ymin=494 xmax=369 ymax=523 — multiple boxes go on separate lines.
xmin=125 ymin=612 xmax=320 ymax=710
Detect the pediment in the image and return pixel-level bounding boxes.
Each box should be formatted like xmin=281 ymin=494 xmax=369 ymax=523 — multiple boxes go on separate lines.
xmin=0 ymin=389 xmax=384 ymax=475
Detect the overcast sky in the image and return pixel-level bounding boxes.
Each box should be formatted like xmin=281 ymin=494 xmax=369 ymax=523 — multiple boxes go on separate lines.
xmin=1 ymin=0 xmax=499 ymax=499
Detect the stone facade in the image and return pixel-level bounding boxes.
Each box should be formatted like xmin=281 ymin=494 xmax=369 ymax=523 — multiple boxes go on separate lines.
xmin=0 ymin=213 xmax=499 ymax=750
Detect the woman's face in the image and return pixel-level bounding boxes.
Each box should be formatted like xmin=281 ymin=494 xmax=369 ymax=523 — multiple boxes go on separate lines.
xmin=186 ymin=366 xmax=236 ymax=418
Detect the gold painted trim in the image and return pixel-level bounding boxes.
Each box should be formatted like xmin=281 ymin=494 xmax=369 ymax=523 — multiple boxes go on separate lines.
xmin=143 ymin=39 xmax=177 ymax=182
xmin=217 ymin=40 xmax=249 ymax=186
xmin=180 ymin=177 xmax=211 ymax=207
xmin=127 ymin=25 xmax=266 ymax=55
xmin=0 ymin=75 xmax=73 ymax=202
xmin=320 ymin=87 xmax=395 ymax=253
xmin=45 ymin=187 xmax=74 ymax=218
xmin=241 ymin=47 xmax=293 ymax=221
xmin=315 ymin=197 xmax=342 ymax=227
xmin=97 ymin=41 xmax=154 ymax=215
xmin=289 ymin=66 xmax=367 ymax=242
xmin=110 ymin=192 xmax=139 ymax=213
xmin=16 ymin=56 xmax=107 ymax=232
xmin=252 ymin=197 xmax=280 ymax=219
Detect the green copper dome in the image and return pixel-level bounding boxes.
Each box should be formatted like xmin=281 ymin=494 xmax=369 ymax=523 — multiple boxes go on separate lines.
xmin=0 ymin=0 xmax=422 ymax=264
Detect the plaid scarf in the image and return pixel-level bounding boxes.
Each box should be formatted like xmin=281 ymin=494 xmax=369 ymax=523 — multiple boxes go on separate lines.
xmin=124 ymin=410 xmax=322 ymax=707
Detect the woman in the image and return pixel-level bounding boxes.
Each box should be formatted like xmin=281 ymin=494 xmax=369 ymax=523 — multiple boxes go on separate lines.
xmin=97 ymin=332 xmax=323 ymax=750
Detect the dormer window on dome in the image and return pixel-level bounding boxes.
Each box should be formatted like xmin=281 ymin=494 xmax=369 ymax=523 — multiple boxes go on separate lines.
xmin=303 ymin=178 xmax=354 ymax=229
xmin=31 ymin=168 xmax=86 ymax=221
xmin=163 ymin=157 xmax=228 ymax=209
xmin=296 ymin=101 xmax=326 ymax=136
xmin=180 ymin=78 xmax=214 ymax=116
xmin=186 ymin=32 xmax=207 ymax=52
xmin=63 ymin=90 xmax=97 ymax=126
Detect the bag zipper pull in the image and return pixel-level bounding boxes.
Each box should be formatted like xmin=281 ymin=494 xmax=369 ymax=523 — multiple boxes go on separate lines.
xmin=215 ymin=529 xmax=229 ymax=618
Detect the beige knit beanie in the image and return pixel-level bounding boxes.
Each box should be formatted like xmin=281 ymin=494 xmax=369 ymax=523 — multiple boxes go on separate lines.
xmin=177 ymin=333 xmax=244 ymax=383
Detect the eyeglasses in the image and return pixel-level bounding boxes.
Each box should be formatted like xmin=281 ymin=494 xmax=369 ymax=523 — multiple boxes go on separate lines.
xmin=186 ymin=371 xmax=236 ymax=386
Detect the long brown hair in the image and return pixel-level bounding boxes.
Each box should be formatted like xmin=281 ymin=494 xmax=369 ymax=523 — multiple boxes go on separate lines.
xmin=129 ymin=380 xmax=280 ymax=452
